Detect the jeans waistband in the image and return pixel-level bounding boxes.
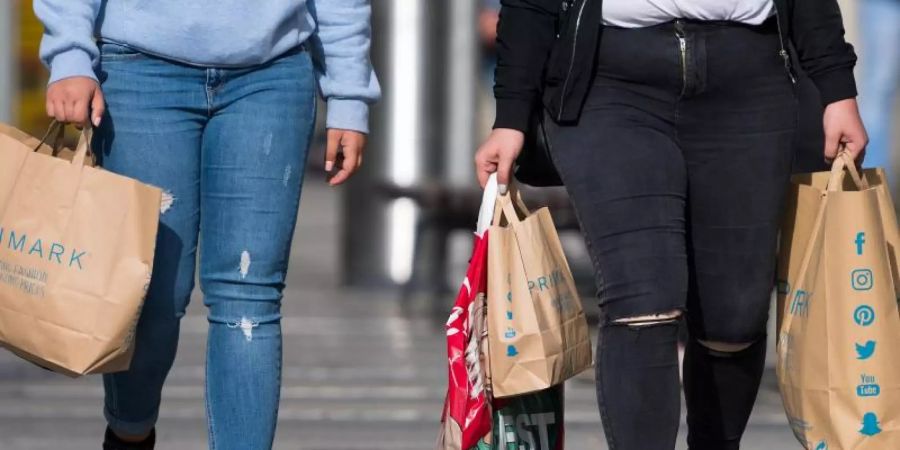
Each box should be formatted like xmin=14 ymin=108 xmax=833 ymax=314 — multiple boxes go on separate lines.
xmin=594 ymin=15 xmax=787 ymax=98
xmin=97 ymin=39 xmax=307 ymax=67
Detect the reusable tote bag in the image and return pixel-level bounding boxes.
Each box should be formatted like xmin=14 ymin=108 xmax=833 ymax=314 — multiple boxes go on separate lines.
xmin=0 ymin=122 xmax=161 ymax=376
xmin=776 ymin=153 xmax=900 ymax=449
xmin=486 ymin=185 xmax=592 ymax=398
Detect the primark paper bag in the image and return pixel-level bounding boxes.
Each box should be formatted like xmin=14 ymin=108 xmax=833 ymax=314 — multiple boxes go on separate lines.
xmin=487 ymin=188 xmax=592 ymax=398
xmin=0 ymin=122 xmax=160 ymax=376
xmin=776 ymin=153 xmax=900 ymax=449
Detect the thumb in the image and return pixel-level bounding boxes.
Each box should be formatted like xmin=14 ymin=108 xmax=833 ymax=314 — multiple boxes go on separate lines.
xmin=843 ymin=140 xmax=865 ymax=164
xmin=91 ymin=88 xmax=105 ymax=127
xmin=496 ymin=153 xmax=515 ymax=194
xmin=823 ymin=130 xmax=841 ymax=162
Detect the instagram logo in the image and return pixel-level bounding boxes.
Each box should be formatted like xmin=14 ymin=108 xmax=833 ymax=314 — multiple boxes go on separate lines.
xmin=851 ymin=269 xmax=873 ymax=291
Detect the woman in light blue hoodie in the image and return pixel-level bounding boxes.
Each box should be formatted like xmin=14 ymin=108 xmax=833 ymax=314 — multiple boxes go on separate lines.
xmin=34 ymin=1 xmax=380 ymax=449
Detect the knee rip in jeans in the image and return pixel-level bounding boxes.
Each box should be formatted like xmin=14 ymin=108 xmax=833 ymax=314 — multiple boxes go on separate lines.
xmin=228 ymin=317 xmax=260 ymax=342
xmin=159 ymin=190 xmax=175 ymax=215
xmin=696 ymin=338 xmax=762 ymax=357
xmin=613 ymin=310 xmax=683 ymax=327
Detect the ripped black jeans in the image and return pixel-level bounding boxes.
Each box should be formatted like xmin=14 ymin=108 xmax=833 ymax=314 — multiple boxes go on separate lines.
xmin=548 ymin=18 xmax=797 ymax=449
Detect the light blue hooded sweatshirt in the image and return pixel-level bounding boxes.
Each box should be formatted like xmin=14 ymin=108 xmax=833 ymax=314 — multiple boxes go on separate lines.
xmin=34 ymin=0 xmax=381 ymax=133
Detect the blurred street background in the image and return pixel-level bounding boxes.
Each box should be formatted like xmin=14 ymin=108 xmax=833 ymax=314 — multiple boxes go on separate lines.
xmin=0 ymin=0 xmax=897 ymax=449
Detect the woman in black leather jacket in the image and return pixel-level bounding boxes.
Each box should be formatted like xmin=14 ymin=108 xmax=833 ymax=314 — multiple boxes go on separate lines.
xmin=475 ymin=1 xmax=866 ymax=448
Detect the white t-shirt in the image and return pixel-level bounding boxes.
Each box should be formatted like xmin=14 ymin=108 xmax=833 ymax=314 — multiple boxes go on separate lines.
xmin=602 ymin=0 xmax=775 ymax=28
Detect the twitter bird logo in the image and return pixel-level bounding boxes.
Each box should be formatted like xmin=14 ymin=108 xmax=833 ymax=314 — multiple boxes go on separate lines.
xmin=856 ymin=341 xmax=876 ymax=360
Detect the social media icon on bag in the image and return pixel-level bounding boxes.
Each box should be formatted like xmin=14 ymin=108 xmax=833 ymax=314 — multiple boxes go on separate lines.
xmin=815 ymin=440 xmax=828 ymax=450
xmin=854 ymin=305 xmax=876 ymax=327
xmin=860 ymin=412 xmax=882 ymax=437
xmin=506 ymin=345 xmax=519 ymax=357
xmin=856 ymin=340 xmax=876 ymax=360
xmin=857 ymin=374 xmax=881 ymax=398
xmin=855 ymin=232 xmax=866 ymax=255
xmin=851 ymin=269 xmax=874 ymax=291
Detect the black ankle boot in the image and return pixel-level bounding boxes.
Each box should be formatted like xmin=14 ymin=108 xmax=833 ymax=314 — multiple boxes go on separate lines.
xmin=102 ymin=427 xmax=156 ymax=450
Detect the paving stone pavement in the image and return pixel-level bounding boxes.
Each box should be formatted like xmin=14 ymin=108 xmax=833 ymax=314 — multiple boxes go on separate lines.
xmin=0 ymin=178 xmax=800 ymax=450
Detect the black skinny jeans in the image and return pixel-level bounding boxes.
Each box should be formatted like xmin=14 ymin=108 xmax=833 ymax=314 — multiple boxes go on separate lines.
xmin=548 ymin=19 xmax=797 ymax=449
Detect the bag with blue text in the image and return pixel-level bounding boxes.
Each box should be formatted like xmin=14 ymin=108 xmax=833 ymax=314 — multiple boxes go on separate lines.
xmin=0 ymin=122 xmax=161 ymax=376
xmin=776 ymin=153 xmax=900 ymax=449
xmin=486 ymin=184 xmax=592 ymax=398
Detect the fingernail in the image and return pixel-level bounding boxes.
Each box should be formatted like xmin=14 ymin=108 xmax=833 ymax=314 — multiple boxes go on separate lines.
xmin=92 ymin=116 xmax=101 ymax=127
xmin=325 ymin=161 xmax=334 ymax=172
xmin=499 ymin=184 xmax=508 ymax=195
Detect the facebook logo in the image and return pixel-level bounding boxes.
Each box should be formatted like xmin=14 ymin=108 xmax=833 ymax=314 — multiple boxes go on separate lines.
xmin=856 ymin=232 xmax=866 ymax=255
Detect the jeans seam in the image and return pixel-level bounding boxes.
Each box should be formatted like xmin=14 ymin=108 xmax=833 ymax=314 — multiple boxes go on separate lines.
xmin=205 ymin=69 xmax=214 ymax=118
xmin=577 ymin=211 xmax=606 ymax=299
xmin=596 ymin=329 xmax=618 ymax=450
xmin=270 ymin=336 xmax=283 ymax=445
xmin=107 ymin=377 xmax=119 ymax=419
xmin=545 ymin=139 xmax=608 ymax=299
xmin=205 ymin=338 xmax=216 ymax=450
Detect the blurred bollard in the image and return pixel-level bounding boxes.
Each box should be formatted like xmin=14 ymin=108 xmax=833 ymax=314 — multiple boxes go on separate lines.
xmin=342 ymin=1 xmax=477 ymax=287
xmin=445 ymin=0 xmax=479 ymax=188
xmin=0 ymin=1 xmax=16 ymax=124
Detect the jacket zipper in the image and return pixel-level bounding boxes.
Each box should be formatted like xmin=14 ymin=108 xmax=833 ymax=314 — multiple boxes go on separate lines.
xmin=675 ymin=20 xmax=687 ymax=96
xmin=773 ymin=6 xmax=797 ymax=84
xmin=557 ymin=0 xmax=587 ymax=120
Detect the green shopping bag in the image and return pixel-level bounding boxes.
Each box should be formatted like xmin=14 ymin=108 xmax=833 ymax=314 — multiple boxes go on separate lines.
xmin=475 ymin=385 xmax=565 ymax=450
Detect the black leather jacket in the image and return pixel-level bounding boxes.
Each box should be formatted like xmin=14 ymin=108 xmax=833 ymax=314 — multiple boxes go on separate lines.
xmin=493 ymin=0 xmax=859 ymax=131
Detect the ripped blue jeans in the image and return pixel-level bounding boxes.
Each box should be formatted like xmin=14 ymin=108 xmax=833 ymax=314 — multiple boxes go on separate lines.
xmin=93 ymin=42 xmax=315 ymax=449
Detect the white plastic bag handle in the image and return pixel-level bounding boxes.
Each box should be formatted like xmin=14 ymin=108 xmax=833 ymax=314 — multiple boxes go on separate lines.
xmin=475 ymin=173 xmax=498 ymax=237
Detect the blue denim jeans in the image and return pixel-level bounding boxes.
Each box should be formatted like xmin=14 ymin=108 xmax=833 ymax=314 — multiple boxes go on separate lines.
xmin=859 ymin=0 xmax=900 ymax=172
xmin=93 ymin=42 xmax=316 ymax=449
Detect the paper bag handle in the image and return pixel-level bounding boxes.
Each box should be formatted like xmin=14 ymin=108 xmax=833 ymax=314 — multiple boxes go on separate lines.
xmin=33 ymin=121 xmax=95 ymax=169
xmin=32 ymin=120 xmax=65 ymax=153
xmin=492 ymin=184 xmax=530 ymax=227
xmin=71 ymin=126 xmax=94 ymax=170
xmin=826 ymin=150 xmax=868 ymax=192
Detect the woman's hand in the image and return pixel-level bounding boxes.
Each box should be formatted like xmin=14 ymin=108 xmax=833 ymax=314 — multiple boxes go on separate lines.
xmin=46 ymin=76 xmax=105 ymax=127
xmin=478 ymin=9 xmax=500 ymax=49
xmin=823 ymin=98 xmax=868 ymax=163
xmin=475 ymin=128 xmax=525 ymax=193
xmin=325 ymin=129 xmax=367 ymax=186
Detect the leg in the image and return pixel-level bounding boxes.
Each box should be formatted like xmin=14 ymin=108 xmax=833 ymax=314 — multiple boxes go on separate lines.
xmin=596 ymin=317 xmax=683 ymax=450
xmin=93 ymin=44 xmax=206 ymax=439
xmin=199 ymin=50 xmax=316 ymax=450
xmin=679 ymin=24 xmax=798 ymax=450
xmin=682 ymin=338 xmax=767 ymax=450
xmin=550 ymin=81 xmax=686 ymax=449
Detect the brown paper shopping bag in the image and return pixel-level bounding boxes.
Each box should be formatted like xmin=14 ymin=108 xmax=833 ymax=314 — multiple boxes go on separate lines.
xmin=776 ymin=153 xmax=900 ymax=449
xmin=487 ymin=188 xmax=592 ymax=398
xmin=0 ymin=122 xmax=161 ymax=376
